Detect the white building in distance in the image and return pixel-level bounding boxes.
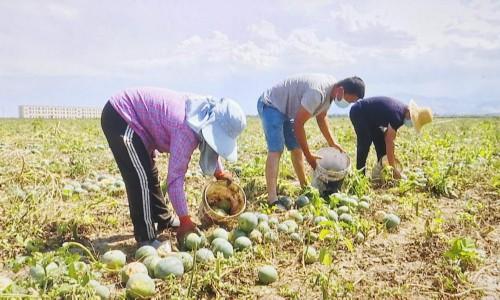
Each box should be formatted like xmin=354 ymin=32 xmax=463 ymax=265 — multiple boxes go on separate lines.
xmin=19 ymin=105 xmax=101 ymax=119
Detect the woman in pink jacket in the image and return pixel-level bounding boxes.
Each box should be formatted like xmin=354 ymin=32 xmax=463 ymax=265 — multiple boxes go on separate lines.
xmin=101 ymin=87 xmax=246 ymax=248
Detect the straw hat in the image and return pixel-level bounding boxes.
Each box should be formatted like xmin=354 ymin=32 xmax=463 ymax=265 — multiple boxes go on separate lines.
xmin=409 ymin=100 xmax=433 ymax=133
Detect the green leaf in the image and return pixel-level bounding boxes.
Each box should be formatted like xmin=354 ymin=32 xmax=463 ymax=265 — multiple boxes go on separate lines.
xmin=343 ymin=238 xmax=354 ymax=252
xmin=319 ymin=248 xmax=332 ymax=266
xmin=318 ymin=229 xmax=330 ymax=241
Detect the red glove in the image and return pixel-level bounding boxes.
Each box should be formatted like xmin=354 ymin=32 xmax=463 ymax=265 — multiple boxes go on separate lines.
xmin=214 ymin=170 xmax=233 ymax=184
xmin=176 ymin=216 xmax=197 ymax=246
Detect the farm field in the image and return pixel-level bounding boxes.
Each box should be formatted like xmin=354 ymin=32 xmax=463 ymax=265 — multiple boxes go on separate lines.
xmin=0 ymin=117 xmax=498 ymax=299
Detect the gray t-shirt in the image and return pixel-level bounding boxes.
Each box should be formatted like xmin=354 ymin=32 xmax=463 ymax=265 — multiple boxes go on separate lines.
xmin=261 ymin=73 xmax=336 ymax=119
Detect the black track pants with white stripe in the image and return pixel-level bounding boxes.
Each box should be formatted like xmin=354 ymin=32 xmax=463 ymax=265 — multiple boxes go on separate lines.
xmin=101 ymin=101 xmax=173 ymax=242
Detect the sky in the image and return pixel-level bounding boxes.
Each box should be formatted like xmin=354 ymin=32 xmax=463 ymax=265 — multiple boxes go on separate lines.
xmin=0 ymin=0 xmax=499 ymax=117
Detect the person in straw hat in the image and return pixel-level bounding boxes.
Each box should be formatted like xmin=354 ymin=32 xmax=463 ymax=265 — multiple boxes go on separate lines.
xmin=349 ymin=96 xmax=432 ymax=179
xmin=101 ymin=87 xmax=246 ymax=248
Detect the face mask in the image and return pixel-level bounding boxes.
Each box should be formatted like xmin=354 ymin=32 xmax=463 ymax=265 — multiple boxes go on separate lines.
xmin=404 ymin=118 xmax=413 ymax=127
xmin=334 ymin=98 xmax=350 ymax=109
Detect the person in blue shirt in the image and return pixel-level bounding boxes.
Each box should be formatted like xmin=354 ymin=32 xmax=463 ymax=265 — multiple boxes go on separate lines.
xmin=349 ymin=97 xmax=433 ymax=179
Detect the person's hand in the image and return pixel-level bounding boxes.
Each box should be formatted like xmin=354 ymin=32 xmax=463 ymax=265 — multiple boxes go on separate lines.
xmin=306 ymin=154 xmax=323 ymax=170
xmin=392 ymin=168 xmax=402 ymax=180
xmin=215 ymin=171 xmax=233 ymax=184
xmin=176 ymin=216 xmax=197 ymax=247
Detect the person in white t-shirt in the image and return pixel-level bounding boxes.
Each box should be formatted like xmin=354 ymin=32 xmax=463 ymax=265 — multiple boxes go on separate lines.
xmin=257 ymin=74 xmax=365 ymax=209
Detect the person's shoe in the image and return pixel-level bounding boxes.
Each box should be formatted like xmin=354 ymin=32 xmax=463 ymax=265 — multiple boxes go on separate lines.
xmin=157 ymin=216 xmax=180 ymax=233
xmin=137 ymin=239 xmax=162 ymax=249
xmin=268 ymin=199 xmax=287 ymax=212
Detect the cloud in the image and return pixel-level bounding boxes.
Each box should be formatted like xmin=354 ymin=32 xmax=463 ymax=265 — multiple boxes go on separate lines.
xmin=0 ymin=0 xmax=499 ymax=117
xmin=329 ymin=5 xmax=415 ymax=48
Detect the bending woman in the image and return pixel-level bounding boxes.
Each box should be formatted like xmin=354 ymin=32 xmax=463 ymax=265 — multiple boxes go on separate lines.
xmin=101 ymin=87 xmax=246 ymax=248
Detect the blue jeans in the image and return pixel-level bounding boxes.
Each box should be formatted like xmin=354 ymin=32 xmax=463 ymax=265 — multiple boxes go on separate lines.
xmin=257 ymin=98 xmax=300 ymax=152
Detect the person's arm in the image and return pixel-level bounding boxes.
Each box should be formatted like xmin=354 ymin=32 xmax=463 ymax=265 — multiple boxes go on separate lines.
xmin=295 ymin=106 xmax=321 ymax=169
xmin=384 ymin=125 xmax=401 ymax=179
xmin=168 ymin=129 xmax=198 ymax=241
xmin=316 ymin=110 xmax=345 ymax=152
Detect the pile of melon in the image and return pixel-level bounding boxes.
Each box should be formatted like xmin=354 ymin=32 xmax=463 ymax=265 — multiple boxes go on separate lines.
xmin=61 ymin=174 xmax=125 ymax=198
xmin=93 ymin=191 xmax=401 ymax=298
xmin=0 ymin=190 xmax=401 ymax=299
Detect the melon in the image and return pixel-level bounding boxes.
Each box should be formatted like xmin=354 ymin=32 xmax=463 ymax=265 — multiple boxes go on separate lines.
xmin=97 ymin=174 xmax=109 ymax=182
xmin=69 ymin=181 xmax=81 ymax=189
xmin=304 ymin=246 xmax=318 ymax=264
xmin=358 ymin=201 xmax=370 ymax=211
xmin=303 ymin=213 xmax=313 ymax=222
xmin=295 ymin=195 xmax=310 ymax=208
xmin=30 ymin=264 xmax=45 ymax=282
xmin=45 ymin=262 xmax=59 ymax=277
xmin=374 ymin=210 xmax=386 ymax=223
xmin=277 ymin=223 xmax=289 ymax=233
xmin=282 ymin=220 xmax=298 ymax=233
xmin=126 ymin=273 xmax=156 ymax=299
xmin=184 ymin=233 xmax=202 ymax=250
xmin=195 ymin=248 xmax=215 ymax=263
xmin=210 ymin=237 xmax=228 ymax=249
xmin=263 ymin=231 xmax=278 ymax=243
xmin=81 ymin=182 xmax=94 ymax=191
xmin=101 ymin=250 xmax=126 ymax=270
xmin=256 ymin=213 xmax=269 ymax=224
xmin=256 ymin=221 xmax=271 ymax=234
xmin=268 ymin=217 xmax=279 ymax=227
xmin=384 ymin=213 xmax=401 ymax=230
xmin=176 ymin=252 xmax=194 ymax=272
xmin=121 ymin=262 xmax=148 ymax=284
xmin=154 ymin=257 xmax=184 ymax=278
xmin=355 ymin=232 xmax=365 ymax=243
xmin=234 ymin=236 xmax=252 ymax=251
xmin=88 ymin=184 xmax=101 ymax=192
xmin=0 ymin=275 xmax=12 ymax=292
xmin=290 ymin=232 xmax=303 ymax=242
xmin=313 ymin=216 xmax=328 ymax=225
xmin=238 ymin=212 xmax=258 ymax=233
xmin=380 ymin=194 xmax=393 ymax=204
xmin=70 ymin=261 xmax=89 ymax=279
xmin=360 ymin=195 xmax=372 ymax=203
xmin=199 ymin=232 xmax=208 ymax=247
xmin=214 ymin=199 xmax=231 ymax=213
xmin=214 ymin=208 xmax=228 ymax=217
xmin=258 ymin=265 xmax=278 ymax=284
xmin=88 ymin=280 xmax=110 ymax=300
xmin=135 ymin=245 xmax=157 ymax=261
xmin=74 ymin=187 xmax=88 ymax=195
xmin=340 ymin=196 xmax=358 ymax=207
xmin=337 ymin=205 xmax=350 ymax=214
xmin=288 ymin=210 xmax=304 ymax=223
xmin=212 ymin=239 xmax=234 ymax=258
xmin=210 ymin=228 xmax=229 ymax=242
xmin=229 ymin=229 xmax=247 ymax=243
xmin=339 ymin=213 xmax=354 ymax=224
xmin=114 ymin=179 xmax=125 ymax=189
xmin=327 ymin=210 xmax=338 ymax=221
xmin=157 ymin=241 xmax=172 ymax=257
xmin=249 ymin=229 xmax=263 ymax=244
xmin=143 ymin=255 xmax=161 ymax=276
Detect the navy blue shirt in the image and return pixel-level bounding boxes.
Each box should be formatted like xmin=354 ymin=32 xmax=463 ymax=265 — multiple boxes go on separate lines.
xmin=350 ymin=96 xmax=407 ymax=130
